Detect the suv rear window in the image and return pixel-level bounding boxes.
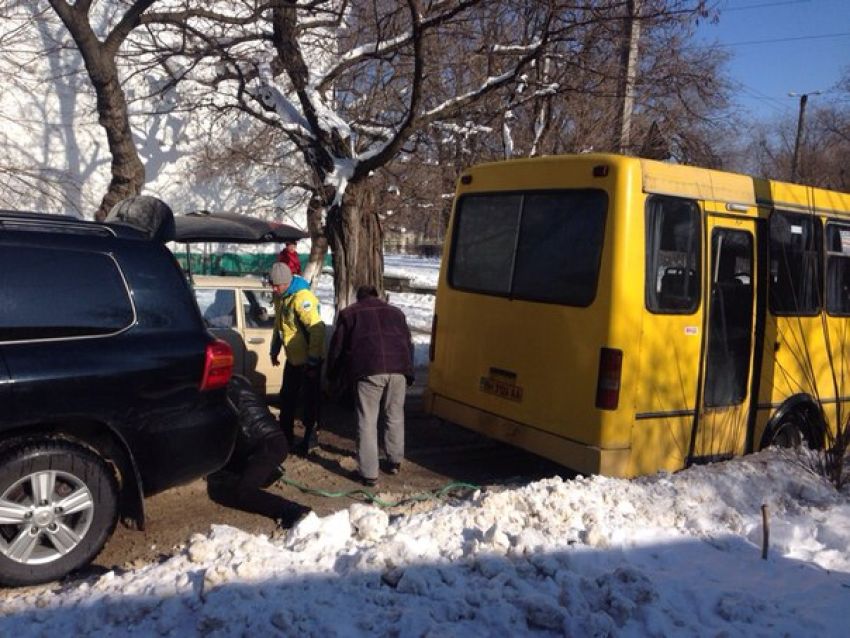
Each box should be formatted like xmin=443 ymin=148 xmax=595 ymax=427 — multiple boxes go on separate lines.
xmin=0 ymin=246 xmax=134 ymax=341
xmin=449 ymin=189 xmax=608 ymax=306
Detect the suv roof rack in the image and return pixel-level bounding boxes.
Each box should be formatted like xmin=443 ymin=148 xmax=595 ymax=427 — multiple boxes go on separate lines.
xmin=0 ymin=210 xmax=123 ymax=238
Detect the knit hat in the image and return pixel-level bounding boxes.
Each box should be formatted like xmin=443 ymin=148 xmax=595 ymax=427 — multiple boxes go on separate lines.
xmin=270 ymin=262 xmax=293 ymax=288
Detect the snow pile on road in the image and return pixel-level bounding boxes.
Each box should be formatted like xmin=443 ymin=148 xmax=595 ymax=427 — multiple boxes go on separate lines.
xmin=1 ymin=448 xmax=848 ymax=636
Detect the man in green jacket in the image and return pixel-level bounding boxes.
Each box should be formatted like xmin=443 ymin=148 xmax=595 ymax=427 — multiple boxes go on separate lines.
xmin=269 ymin=262 xmax=326 ymax=456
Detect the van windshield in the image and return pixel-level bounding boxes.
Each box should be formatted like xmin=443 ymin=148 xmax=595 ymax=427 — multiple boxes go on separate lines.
xmin=449 ymin=189 xmax=608 ymax=306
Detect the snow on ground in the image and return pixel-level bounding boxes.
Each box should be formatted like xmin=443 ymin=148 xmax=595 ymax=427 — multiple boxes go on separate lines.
xmin=3 ymin=255 xmax=848 ymax=635
xmin=383 ymin=254 xmax=441 ymax=289
xmin=1 ymin=449 xmax=848 ymax=636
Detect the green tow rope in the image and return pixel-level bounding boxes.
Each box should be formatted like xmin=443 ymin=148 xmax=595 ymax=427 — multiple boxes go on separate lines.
xmin=277 ymin=474 xmax=481 ymax=508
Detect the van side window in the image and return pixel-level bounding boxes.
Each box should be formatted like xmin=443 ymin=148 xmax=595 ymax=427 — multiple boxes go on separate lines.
xmin=0 ymin=245 xmax=134 ymax=341
xmin=825 ymin=222 xmax=850 ymax=316
xmin=195 ymin=288 xmax=237 ymax=328
xmin=450 ymin=194 xmax=521 ymax=295
xmin=449 ymin=190 xmax=608 ymax=306
xmin=645 ymin=196 xmax=701 ymax=314
xmin=243 ymin=290 xmax=275 ymax=328
xmin=768 ymin=210 xmax=822 ymax=315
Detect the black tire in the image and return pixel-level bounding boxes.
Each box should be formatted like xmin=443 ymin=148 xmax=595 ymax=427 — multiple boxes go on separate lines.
xmin=0 ymin=440 xmax=119 ymax=587
xmin=764 ymin=407 xmax=824 ymax=451
xmin=223 ymin=375 xmax=288 ymax=474
xmin=105 ymin=195 xmax=175 ymax=242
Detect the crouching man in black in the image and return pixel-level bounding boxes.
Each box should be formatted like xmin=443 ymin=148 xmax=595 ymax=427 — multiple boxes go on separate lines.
xmin=207 ymin=375 xmax=309 ymax=526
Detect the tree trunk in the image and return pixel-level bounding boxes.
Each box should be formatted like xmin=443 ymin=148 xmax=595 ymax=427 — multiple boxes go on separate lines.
xmin=47 ymin=1 xmax=147 ymax=221
xmin=92 ymin=67 xmax=146 ymax=220
xmin=326 ymin=181 xmax=384 ymax=311
xmin=303 ymin=193 xmax=328 ymax=286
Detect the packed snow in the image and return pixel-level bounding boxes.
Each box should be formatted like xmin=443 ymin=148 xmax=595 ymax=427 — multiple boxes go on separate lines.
xmin=1 ymin=256 xmax=848 ymax=636
xmin=1 ymin=450 xmax=848 ymax=636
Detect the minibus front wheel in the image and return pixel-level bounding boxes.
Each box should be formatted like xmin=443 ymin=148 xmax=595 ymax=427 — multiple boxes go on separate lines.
xmin=761 ymin=397 xmax=825 ymax=451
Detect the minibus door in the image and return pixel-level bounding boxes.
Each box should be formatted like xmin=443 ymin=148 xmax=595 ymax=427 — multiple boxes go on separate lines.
xmin=692 ymin=218 xmax=757 ymax=462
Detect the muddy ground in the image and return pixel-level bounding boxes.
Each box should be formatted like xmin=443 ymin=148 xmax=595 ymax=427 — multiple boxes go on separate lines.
xmin=92 ymin=380 xmax=570 ymax=573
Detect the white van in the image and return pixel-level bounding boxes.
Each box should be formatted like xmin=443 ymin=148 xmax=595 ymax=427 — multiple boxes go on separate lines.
xmin=192 ymin=275 xmax=282 ymax=396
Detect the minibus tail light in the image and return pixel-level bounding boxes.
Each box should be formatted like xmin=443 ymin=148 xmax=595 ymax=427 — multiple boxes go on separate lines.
xmin=595 ymin=347 xmax=622 ymax=410
xmin=200 ymin=339 xmax=234 ymax=391
xmin=429 ymin=314 xmax=438 ymax=362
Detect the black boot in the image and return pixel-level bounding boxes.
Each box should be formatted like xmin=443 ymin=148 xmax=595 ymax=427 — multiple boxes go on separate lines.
xmin=294 ymin=427 xmax=317 ymax=457
xmin=281 ymin=423 xmax=295 ymax=449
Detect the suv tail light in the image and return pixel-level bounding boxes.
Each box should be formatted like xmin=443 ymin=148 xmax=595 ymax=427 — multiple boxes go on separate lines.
xmin=200 ymin=339 xmax=234 ymax=391
xmin=429 ymin=314 xmax=438 ymax=362
xmin=595 ymin=347 xmax=623 ymax=410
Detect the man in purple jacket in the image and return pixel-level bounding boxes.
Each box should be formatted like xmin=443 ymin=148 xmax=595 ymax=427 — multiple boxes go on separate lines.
xmin=327 ymin=285 xmax=414 ymax=486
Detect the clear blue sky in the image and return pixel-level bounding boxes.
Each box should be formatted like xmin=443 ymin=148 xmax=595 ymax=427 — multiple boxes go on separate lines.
xmin=695 ymin=0 xmax=850 ymax=121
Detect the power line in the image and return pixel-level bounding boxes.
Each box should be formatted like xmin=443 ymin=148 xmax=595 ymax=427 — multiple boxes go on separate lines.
xmin=720 ymin=32 xmax=850 ymax=48
xmin=688 ymin=31 xmax=850 ymax=51
xmin=719 ymin=0 xmax=811 ymax=12
xmin=734 ymin=83 xmax=793 ymax=115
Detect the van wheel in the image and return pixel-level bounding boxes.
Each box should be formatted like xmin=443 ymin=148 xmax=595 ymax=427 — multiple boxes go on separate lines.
xmin=764 ymin=407 xmax=823 ymax=450
xmin=0 ymin=441 xmax=118 ymax=587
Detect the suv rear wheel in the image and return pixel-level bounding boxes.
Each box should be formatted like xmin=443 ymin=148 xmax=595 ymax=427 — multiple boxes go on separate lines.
xmin=0 ymin=440 xmax=118 ymax=586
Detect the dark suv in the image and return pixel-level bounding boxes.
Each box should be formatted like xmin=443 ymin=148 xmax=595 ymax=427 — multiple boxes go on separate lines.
xmin=0 ymin=205 xmax=238 ymax=586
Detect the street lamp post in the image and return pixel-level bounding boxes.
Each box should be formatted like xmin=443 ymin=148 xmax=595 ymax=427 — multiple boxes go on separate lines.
xmin=788 ymin=91 xmax=822 ymax=183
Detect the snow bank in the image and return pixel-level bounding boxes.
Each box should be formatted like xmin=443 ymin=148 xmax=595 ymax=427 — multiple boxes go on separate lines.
xmin=1 ymin=449 xmax=848 ymax=636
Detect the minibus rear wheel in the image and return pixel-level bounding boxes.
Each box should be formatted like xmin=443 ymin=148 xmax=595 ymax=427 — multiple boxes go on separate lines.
xmin=762 ymin=403 xmax=824 ymax=451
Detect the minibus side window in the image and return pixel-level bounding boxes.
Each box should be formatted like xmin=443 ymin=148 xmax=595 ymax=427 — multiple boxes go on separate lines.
xmin=825 ymin=222 xmax=850 ymax=316
xmin=450 ymin=195 xmax=522 ymax=295
xmin=768 ymin=210 xmax=822 ymax=316
xmin=645 ymin=196 xmax=701 ymax=314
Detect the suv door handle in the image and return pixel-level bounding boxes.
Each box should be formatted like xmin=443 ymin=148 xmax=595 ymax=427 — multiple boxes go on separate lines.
xmin=248 ymin=337 xmax=265 ymax=344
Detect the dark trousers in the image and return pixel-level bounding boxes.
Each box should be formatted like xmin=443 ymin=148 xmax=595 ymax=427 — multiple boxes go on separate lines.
xmin=279 ymin=360 xmax=321 ymax=446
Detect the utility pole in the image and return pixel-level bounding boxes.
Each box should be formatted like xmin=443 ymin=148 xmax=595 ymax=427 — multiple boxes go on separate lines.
xmin=615 ymin=0 xmax=641 ymax=155
xmin=789 ymin=91 xmax=821 ymax=183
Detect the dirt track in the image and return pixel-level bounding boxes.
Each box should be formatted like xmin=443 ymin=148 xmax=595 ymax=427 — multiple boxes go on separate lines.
xmin=91 ymin=379 xmax=569 ymax=574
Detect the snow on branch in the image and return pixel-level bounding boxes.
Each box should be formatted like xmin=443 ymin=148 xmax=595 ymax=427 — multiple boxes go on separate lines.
xmin=432 ymin=121 xmax=493 ymax=137
xmin=326 ymin=157 xmax=355 ymax=210
xmin=422 ymin=38 xmax=544 ymax=122
xmin=255 ymin=60 xmax=313 ymax=137
xmin=492 ymin=42 xmax=544 ymax=55
xmin=330 ymin=31 xmax=409 ymax=74
xmin=316 ymin=0 xmax=480 ymax=91
xmin=423 ymin=69 xmax=515 ymax=121
xmin=305 ymin=86 xmax=352 ymax=140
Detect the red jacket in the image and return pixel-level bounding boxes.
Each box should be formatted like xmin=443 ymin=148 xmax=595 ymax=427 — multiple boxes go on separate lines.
xmin=278 ymin=249 xmax=302 ymax=275
xmin=327 ymin=296 xmax=414 ymax=385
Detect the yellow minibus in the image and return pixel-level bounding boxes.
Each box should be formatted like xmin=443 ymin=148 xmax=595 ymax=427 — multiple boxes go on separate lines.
xmin=424 ymin=153 xmax=850 ymax=477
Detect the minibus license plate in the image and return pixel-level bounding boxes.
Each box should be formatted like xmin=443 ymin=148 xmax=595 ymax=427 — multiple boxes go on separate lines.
xmin=480 ymin=376 xmax=523 ymax=402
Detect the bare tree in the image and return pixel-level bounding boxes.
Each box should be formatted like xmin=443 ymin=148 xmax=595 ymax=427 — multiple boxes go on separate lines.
xmin=136 ymin=0 xmax=554 ymax=307
xmin=748 ymin=72 xmax=850 ymax=191
xmin=373 ymin=0 xmax=731 ymax=242
xmin=47 ymin=0 xmax=162 ymax=220
xmin=493 ymin=1 xmax=732 ymax=165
